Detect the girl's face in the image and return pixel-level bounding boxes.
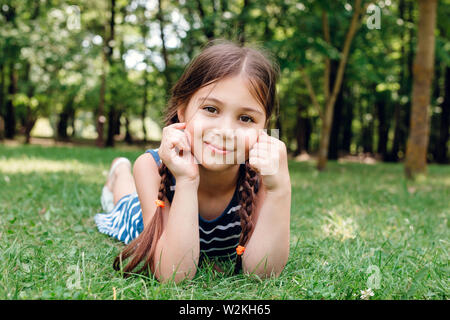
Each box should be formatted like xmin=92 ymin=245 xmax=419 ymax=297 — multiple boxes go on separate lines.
xmin=177 ymin=74 xmax=267 ymax=170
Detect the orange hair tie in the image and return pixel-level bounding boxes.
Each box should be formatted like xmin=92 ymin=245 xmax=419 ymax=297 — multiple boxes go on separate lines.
xmin=155 ymin=199 xmax=165 ymax=208
xmin=236 ymin=245 xmax=245 ymax=256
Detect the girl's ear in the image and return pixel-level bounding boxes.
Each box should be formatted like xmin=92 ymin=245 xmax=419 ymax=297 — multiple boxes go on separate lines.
xmin=176 ymin=104 xmax=187 ymax=123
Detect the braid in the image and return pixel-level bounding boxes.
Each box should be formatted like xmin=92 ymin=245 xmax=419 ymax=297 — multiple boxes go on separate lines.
xmin=113 ymin=163 xmax=172 ymax=277
xmin=234 ymin=160 xmax=259 ymax=274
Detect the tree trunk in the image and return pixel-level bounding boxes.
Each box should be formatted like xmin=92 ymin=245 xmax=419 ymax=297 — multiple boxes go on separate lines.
xmin=404 ymin=0 xmax=437 ymax=179
xmin=5 ymin=61 xmax=17 ymax=139
xmin=24 ymin=117 xmax=36 ymax=144
xmin=435 ymin=66 xmax=450 ymax=163
xmin=57 ymin=111 xmax=70 ymax=140
xmin=142 ymin=70 xmax=149 ymax=143
xmin=316 ymin=0 xmax=364 ymax=170
xmin=0 ymin=62 xmax=4 ymax=140
xmin=69 ymin=108 xmax=76 ymax=138
xmin=328 ymin=60 xmax=344 ymax=160
xmin=97 ymin=0 xmax=116 ymax=148
xmin=115 ymin=110 xmax=122 ymax=135
xmin=294 ymin=106 xmax=311 ymax=156
xmin=23 ymin=62 xmax=36 ymax=145
xmin=106 ymin=108 xmax=117 ymax=147
xmin=389 ymin=103 xmax=402 ymax=161
xmin=362 ymin=117 xmax=374 ymax=154
xmin=106 ymin=0 xmax=117 ymax=147
xmin=157 ymin=0 xmax=172 ymax=95
xmin=376 ymin=92 xmax=389 ymax=160
xmin=124 ymin=115 xmax=133 ymax=145
xmin=0 ymin=117 xmax=4 ymax=140
xmin=341 ymin=90 xmax=353 ymax=154
xmin=96 ymin=52 xmax=106 ymax=147
xmin=362 ymin=86 xmax=375 ymax=154
xmin=57 ymin=95 xmax=75 ymax=140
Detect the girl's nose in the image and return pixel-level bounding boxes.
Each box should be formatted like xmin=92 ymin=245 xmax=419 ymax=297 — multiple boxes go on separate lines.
xmin=204 ymin=127 xmax=235 ymax=142
xmin=218 ymin=115 xmax=237 ymax=131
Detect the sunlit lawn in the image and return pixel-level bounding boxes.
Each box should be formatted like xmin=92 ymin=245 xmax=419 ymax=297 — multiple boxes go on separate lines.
xmin=0 ymin=143 xmax=448 ymax=299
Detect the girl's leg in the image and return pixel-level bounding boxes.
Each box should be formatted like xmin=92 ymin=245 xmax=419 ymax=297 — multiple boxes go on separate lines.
xmin=106 ymin=158 xmax=137 ymax=205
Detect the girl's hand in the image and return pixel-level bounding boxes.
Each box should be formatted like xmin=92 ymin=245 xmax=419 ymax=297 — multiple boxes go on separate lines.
xmin=158 ymin=122 xmax=199 ymax=183
xmin=248 ymin=130 xmax=290 ymax=192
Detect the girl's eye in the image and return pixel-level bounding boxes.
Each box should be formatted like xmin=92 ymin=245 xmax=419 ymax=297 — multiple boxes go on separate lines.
xmin=240 ymin=115 xmax=255 ymax=123
xmin=203 ymin=106 xmax=217 ymax=114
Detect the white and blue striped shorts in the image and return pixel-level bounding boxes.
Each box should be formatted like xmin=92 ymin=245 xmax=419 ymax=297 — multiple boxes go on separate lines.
xmin=94 ymin=192 xmax=144 ymax=245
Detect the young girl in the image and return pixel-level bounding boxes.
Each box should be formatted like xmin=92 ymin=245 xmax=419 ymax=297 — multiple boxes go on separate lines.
xmin=95 ymin=40 xmax=291 ymax=283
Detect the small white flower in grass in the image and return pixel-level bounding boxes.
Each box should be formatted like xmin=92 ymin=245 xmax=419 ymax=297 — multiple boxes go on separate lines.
xmin=360 ymin=288 xmax=374 ymax=300
xmin=4 ymin=176 xmax=10 ymax=183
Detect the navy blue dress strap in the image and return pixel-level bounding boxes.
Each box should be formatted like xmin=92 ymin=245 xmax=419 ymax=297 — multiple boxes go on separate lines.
xmin=145 ymin=148 xmax=162 ymax=167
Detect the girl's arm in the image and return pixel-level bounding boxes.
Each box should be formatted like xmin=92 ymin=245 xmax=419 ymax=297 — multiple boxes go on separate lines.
xmin=242 ymin=131 xmax=291 ymax=277
xmin=153 ymin=178 xmax=200 ymax=282
xmin=242 ymin=182 xmax=291 ymax=277
xmin=134 ymin=153 xmax=200 ymax=283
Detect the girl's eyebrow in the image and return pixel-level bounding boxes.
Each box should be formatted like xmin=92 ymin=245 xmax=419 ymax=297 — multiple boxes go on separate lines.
xmin=197 ymin=96 xmax=264 ymax=115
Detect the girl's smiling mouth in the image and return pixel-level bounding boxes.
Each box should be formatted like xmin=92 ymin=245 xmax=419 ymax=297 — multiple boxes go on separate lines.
xmin=204 ymin=141 xmax=233 ymax=154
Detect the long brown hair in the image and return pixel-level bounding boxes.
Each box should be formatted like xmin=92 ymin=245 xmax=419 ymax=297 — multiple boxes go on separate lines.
xmin=113 ymin=39 xmax=280 ymax=277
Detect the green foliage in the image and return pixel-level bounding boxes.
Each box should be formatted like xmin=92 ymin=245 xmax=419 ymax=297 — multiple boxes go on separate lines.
xmin=0 ymin=0 xmax=448 ymax=161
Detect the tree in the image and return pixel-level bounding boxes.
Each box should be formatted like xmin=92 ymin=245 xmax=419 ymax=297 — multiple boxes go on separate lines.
xmin=300 ymin=0 xmax=367 ymax=170
xmin=404 ymin=0 xmax=438 ymax=179
xmin=95 ymin=0 xmax=116 ymax=148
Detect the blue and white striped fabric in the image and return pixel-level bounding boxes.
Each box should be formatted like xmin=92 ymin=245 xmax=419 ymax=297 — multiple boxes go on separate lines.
xmin=94 ymin=192 xmax=144 ymax=244
xmin=94 ymin=148 xmax=250 ymax=262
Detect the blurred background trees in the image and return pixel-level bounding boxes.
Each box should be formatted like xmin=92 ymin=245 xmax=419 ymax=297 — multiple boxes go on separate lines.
xmin=0 ymin=0 xmax=449 ymax=173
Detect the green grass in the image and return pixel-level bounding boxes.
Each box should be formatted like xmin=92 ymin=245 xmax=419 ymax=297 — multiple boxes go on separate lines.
xmin=0 ymin=143 xmax=448 ymax=300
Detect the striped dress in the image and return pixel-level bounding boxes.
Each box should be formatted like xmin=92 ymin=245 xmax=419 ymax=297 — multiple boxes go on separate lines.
xmin=94 ymin=148 xmax=245 ymax=263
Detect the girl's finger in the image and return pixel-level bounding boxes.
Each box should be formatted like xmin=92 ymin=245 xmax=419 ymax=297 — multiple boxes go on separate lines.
xmin=248 ymin=156 xmax=263 ymax=172
xmin=184 ymin=129 xmax=192 ymax=147
xmin=250 ymin=148 xmax=273 ymax=162
xmin=250 ymin=140 xmax=274 ymax=154
xmin=169 ymin=136 xmax=190 ymax=153
xmin=174 ymin=133 xmax=193 ymax=156
xmin=181 ymin=135 xmax=191 ymax=152
xmin=168 ymin=122 xmax=186 ymax=130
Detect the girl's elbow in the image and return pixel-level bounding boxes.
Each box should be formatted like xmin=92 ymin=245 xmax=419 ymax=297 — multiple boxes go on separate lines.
xmin=156 ymin=265 xmax=197 ymax=284
xmin=153 ymin=253 xmax=199 ymax=283
xmin=242 ymin=262 xmax=286 ymax=279
xmin=242 ymin=251 xmax=289 ymax=278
